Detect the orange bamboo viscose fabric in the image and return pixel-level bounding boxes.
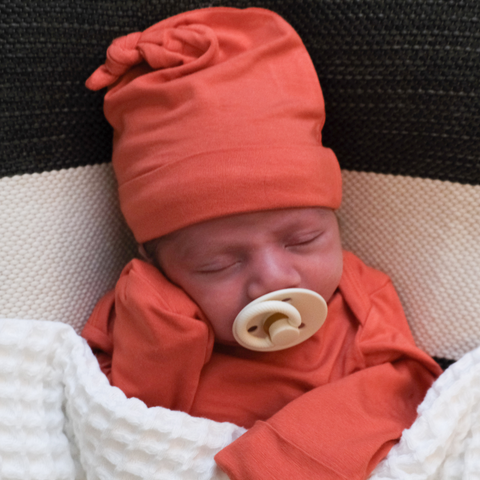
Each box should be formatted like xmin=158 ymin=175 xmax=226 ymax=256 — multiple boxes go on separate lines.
xmin=85 ymin=7 xmax=342 ymax=243
xmin=84 ymin=7 xmax=442 ymax=478
xmin=82 ymin=251 xmax=441 ymax=479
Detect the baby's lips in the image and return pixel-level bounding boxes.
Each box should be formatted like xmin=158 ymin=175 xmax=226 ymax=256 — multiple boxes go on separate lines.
xmin=85 ymin=24 xmax=218 ymax=91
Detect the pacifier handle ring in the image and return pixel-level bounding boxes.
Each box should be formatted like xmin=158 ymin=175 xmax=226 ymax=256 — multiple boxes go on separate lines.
xmin=233 ymin=300 xmax=301 ymax=349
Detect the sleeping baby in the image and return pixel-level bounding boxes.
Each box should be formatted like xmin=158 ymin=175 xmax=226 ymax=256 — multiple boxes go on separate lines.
xmin=82 ymin=7 xmax=441 ymax=479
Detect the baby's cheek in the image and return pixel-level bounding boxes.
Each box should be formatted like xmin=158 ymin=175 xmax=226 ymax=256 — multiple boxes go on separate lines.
xmin=309 ymin=254 xmax=343 ymax=302
xmin=196 ymin=288 xmax=240 ymax=333
xmin=324 ymin=256 xmax=344 ymax=300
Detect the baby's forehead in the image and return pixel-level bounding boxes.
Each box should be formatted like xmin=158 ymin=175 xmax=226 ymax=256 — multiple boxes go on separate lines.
xmin=156 ymin=207 xmax=335 ymax=259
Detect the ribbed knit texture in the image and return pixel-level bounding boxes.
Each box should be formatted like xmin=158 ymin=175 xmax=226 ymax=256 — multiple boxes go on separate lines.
xmin=2 ymin=1 xmax=479 ymax=185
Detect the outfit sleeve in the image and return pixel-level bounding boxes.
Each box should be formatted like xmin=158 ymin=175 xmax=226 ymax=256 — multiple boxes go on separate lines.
xmin=215 ymin=256 xmax=442 ymax=480
xmin=81 ymin=289 xmax=116 ymax=380
xmin=81 ymin=259 xmax=215 ymax=411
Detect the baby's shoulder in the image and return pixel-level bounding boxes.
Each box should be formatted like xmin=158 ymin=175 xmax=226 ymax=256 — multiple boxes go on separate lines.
xmin=339 ymin=250 xmax=396 ymax=321
xmin=341 ymin=250 xmax=391 ymax=292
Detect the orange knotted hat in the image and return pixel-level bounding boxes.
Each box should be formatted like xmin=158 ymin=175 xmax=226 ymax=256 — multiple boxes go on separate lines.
xmin=86 ymin=7 xmax=342 ymax=243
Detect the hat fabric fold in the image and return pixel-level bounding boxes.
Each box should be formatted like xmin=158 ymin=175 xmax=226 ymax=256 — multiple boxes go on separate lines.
xmin=86 ymin=7 xmax=342 ymax=243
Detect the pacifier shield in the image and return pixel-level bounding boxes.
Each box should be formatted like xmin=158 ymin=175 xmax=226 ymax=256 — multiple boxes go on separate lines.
xmin=232 ymin=288 xmax=328 ymax=352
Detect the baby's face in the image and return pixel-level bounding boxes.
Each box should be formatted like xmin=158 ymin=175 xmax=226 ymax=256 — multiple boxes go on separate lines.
xmin=153 ymin=207 xmax=343 ymax=345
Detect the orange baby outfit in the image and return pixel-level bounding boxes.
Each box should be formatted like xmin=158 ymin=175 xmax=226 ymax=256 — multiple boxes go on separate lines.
xmin=82 ymin=251 xmax=441 ymax=479
xmin=84 ymin=8 xmax=442 ymax=478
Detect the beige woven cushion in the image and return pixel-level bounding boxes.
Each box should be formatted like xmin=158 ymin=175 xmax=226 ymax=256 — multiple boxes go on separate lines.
xmin=1 ymin=164 xmax=479 ymax=360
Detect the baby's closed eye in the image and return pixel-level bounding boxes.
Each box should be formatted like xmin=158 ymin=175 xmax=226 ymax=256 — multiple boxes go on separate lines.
xmin=285 ymin=231 xmax=323 ymax=249
xmin=195 ymin=258 xmax=241 ymax=274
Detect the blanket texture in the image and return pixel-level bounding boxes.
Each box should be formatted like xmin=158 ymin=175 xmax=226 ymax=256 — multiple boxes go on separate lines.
xmin=1 ymin=318 xmax=478 ymax=480
xmin=370 ymin=345 xmax=480 ymax=480
xmin=0 ymin=319 xmax=245 ymax=480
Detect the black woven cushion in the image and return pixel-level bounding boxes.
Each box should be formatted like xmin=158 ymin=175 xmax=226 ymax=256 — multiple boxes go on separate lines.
xmin=1 ymin=0 xmax=479 ymax=184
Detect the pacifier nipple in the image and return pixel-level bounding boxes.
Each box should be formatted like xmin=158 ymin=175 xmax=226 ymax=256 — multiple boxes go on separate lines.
xmin=232 ymin=288 xmax=328 ymax=352
xmin=266 ymin=312 xmax=300 ymax=346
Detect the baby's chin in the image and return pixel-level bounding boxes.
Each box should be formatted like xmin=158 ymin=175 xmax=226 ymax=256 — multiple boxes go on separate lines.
xmin=212 ymin=330 xmax=241 ymax=347
xmin=218 ymin=339 xmax=241 ymax=347
xmin=213 ymin=334 xmax=239 ymax=347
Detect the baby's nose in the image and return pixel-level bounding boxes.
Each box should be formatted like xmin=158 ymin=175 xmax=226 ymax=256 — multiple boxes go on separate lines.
xmin=246 ymin=251 xmax=301 ymax=300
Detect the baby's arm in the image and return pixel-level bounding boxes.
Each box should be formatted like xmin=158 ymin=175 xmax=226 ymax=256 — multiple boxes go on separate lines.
xmin=215 ymin=254 xmax=441 ymax=480
xmin=81 ymin=289 xmax=116 ymax=380
xmin=81 ymin=259 xmax=215 ymax=411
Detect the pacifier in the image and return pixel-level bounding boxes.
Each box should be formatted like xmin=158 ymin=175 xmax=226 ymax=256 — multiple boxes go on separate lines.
xmin=232 ymin=288 xmax=328 ymax=352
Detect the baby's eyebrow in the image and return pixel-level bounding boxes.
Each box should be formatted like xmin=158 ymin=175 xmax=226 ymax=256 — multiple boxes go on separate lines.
xmin=177 ymin=242 xmax=232 ymax=263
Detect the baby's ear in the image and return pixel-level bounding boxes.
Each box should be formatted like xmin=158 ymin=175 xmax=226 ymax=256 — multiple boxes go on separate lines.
xmin=137 ymin=243 xmax=154 ymax=264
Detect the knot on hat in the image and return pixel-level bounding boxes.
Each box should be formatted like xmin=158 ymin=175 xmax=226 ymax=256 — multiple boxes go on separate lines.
xmin=85 ymin=7 xmax=342 ymax=242
xmin=86 ymin=24 xmax=218 ymax=90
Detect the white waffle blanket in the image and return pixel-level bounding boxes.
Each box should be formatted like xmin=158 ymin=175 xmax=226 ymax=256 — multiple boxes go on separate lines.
xmin=1 ymin=318 xmax=480 ymax=480
xmin=0 ymin=319 xmax=245 ymax=480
